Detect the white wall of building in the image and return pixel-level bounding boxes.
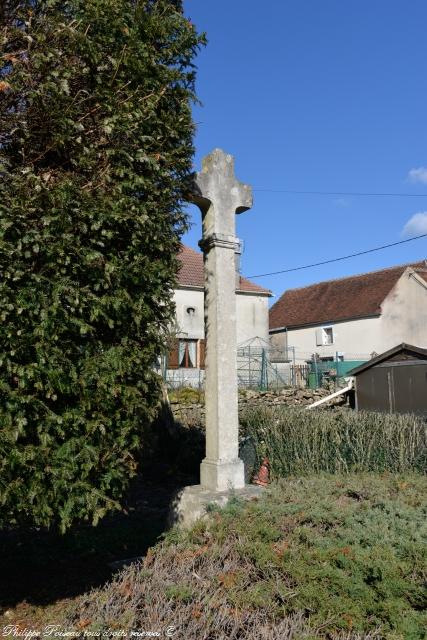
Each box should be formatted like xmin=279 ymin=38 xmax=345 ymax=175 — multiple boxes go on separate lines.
xmin=173 ymin=288 xmax=205 ymax=339
xmin=380 ymin=269 xmax=427 ymax=349
xmin=270 ymin=316 xmax=381 ymax=362
xmin=173 ymin=287 xmax=270 ymax=344
xmin=270 ymin=269 xmax=427 ymax=361
xmin=236 ymin=293 xmax=270 ymax=345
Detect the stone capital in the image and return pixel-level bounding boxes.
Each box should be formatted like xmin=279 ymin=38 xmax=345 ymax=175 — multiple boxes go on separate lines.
xmin=198 ymin=233 xmax=240 ymax=254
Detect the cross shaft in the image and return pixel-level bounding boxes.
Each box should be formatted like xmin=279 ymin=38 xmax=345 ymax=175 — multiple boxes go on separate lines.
xmin=189 ymin=149 xmax=253 ymax=491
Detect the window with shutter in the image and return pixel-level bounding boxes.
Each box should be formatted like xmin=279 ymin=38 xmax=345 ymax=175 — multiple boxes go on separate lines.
xmin=167 ymin=339 xmax=203 ymax=369
xmin=167 ymin=339 xmax=180 ymax=369
xmin=324 ymin=327 xmax=334 ymax=345
xmin=199 ymin=339 xmax=206 ymax=369
xmin=175 ymin=339 xmax=198 ymax=368
xmin=315 ymin=327 xmax=334 ymax=346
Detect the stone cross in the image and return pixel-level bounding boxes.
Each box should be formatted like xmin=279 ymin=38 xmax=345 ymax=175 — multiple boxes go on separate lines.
xmin=190 ymin=149 xmax=253 ymax=491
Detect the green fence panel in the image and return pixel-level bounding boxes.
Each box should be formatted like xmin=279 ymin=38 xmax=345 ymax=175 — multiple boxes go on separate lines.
xmin=309 ymin=360 xmax=368 ymax=388
xmin=336 ymin=361 xmax=367 ymax=377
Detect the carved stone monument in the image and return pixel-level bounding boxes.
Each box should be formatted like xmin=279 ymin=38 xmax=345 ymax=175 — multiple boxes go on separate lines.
xmin=170 ymin=149 xmax=262 ymax=526
xmin=191 ymin=149 xmax=251 ymax=491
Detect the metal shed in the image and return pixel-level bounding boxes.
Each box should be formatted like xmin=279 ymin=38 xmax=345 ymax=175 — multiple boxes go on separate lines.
xmin=348 ymin=343 xmax=427 ymax=416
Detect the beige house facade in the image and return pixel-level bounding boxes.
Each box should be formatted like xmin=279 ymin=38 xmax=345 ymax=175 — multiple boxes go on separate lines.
xmin=269 ymin=261 xmax=427 ymax=364
xmin=167 ymin=246 xmax=271 ymax=381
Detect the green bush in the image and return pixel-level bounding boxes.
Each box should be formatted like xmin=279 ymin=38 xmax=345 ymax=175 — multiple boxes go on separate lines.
xmin=240 ymin=407 xmax=427 ymax=477
xmin=0 ymin=1 xmax=204 ymax=530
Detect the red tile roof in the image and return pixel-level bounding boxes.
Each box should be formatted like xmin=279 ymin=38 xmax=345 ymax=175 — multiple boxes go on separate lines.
xmin=269 ymin=261 xmax=427 ymax=330
xmin=177 ymin=245 xmax=271 ymax=295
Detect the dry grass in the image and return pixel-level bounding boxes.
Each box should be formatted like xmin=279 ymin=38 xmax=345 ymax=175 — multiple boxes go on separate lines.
xmin=65 ymin=474 xmax=426 ymax=639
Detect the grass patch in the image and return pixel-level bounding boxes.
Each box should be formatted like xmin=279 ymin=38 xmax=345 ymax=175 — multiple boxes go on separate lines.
xmin=168 ymin=387 xmax=204 ymax=404
xmin=240 ymin=406 xmax=427 ymax=476
xmin=66 ymin=474 xmax=427 ymax=638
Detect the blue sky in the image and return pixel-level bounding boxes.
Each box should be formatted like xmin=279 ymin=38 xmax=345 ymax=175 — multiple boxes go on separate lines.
xmin=182 ymin=0 xmax=427 ymax=300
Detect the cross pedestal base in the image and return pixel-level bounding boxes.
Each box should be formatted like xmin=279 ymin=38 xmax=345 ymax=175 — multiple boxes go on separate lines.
xmin=200 ymin=458 xmax=245 ymax=492
xmin=169 ymin=484 xmax=264 ymax=529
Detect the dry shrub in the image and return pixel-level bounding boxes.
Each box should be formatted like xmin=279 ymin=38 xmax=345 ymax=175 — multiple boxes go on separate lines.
xmin=66 ymin=536 xmax=381 ymax=639
xmin=240 ymin=406 xmax=427 ymax=477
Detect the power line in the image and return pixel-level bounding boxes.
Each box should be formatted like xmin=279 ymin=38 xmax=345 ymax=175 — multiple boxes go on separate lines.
xmin=247 ymin=233 xmax=427 ymax=279
xmin=253 ymin=188 xmax=427 ymax=197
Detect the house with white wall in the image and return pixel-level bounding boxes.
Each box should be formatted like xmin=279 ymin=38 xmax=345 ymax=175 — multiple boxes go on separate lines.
xmin=269 ymin=261 xmax=427 ymax=366
xmin=167 ymin=245 xmax=271 ymax=382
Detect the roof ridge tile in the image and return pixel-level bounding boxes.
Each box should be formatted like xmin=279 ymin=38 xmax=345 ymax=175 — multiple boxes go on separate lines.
xmin=275 ymin=259 xmax=427 ymax=293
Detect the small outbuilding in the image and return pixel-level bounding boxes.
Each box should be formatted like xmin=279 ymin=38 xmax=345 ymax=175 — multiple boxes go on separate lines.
xmin=348 ymin=343 xmax=427 ymax=416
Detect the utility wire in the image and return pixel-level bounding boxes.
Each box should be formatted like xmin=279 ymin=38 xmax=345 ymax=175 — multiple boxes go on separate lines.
xmin=247 ymin=233 xmax=427 ymax=279
xmin=253 ymin=188 xmax=427 ymax=197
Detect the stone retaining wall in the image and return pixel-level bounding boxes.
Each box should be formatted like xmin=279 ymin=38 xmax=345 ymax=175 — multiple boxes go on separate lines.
xmin=170 ymin=387 xmax=344 ymax=428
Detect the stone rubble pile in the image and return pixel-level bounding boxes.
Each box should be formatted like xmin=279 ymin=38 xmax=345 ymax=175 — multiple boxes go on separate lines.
xmin=239 ymin=387 xmax=332 ymax=406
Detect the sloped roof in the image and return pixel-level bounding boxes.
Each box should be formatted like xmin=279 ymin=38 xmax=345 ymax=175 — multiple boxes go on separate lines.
xmin=177 ymin=245 xmax=271 ymax=295
xmin=417 ymin=270 xmax=427 ymax=284
xmin=269 ymin=260 xmax=427 ymax=330
xmin=348 ymin=343 xmax=427 ymax=376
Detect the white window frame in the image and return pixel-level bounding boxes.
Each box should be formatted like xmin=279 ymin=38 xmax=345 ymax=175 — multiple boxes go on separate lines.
xmin=323 ymin=326 xmax=334 ymax=345
xmin=315 ymin=326 xmax=334 ymax=346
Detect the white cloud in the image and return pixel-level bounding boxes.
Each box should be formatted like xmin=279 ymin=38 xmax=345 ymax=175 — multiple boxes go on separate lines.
xmin=408 ymin=167 xmax=427 ymax=184
xmin=401 ymin=212 xmax=427 ymax=238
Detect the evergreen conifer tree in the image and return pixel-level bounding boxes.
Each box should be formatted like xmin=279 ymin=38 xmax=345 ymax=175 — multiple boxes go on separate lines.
xmin=0 ymin=0 xmax=205 ymax=530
